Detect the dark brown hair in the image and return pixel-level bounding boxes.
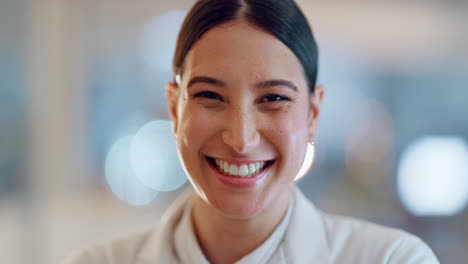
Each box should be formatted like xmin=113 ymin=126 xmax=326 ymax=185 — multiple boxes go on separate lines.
xmin=173 ymin=0 xmax=319 ymax=92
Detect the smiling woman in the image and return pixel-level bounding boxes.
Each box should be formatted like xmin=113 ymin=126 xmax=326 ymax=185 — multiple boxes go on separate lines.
xmin=64 ymin=0 xmax=439 ymax=263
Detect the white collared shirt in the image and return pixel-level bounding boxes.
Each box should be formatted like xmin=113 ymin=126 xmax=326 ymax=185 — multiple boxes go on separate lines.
xmin=64 ymin=186 xmax=439 ymax=264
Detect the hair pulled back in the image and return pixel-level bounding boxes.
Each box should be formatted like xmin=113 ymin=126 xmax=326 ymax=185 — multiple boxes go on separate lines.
xmin=173 ymin=0 xmax=319 ymax=92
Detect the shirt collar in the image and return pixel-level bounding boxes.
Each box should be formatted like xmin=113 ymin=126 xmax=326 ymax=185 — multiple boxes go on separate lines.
xmin=173 ymin=195 xmax=209 ymax=263
xmin=283 ymin=186 xmax=331 ymax=263
xmin=137 ymin=186 xmax=331 ymax=264
xmin=137 ymin=188 xmax=192 ymax=263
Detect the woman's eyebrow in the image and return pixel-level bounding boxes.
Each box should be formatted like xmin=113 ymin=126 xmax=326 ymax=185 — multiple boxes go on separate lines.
xmin=187 ymin=76 xmax=298 ymax=92
xmin=187 ymin=76 xmax=226 ymax=88
xmin=256 ymin=80 xmax=298 ymax=92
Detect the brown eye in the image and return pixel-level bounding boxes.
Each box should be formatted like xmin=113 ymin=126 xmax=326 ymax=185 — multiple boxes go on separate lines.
xmin=259 ymin=94 xmax=291 ymax=103
xmin=193 ymin=91 xmax=224 ymax=101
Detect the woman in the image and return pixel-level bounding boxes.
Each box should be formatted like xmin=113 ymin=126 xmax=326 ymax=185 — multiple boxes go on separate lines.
xmin=66 ymin=0 xmax=439 ymax=263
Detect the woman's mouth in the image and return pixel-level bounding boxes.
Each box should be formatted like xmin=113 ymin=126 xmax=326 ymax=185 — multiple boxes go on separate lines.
xmin=206 ymin=157 xmax=274 ymax=177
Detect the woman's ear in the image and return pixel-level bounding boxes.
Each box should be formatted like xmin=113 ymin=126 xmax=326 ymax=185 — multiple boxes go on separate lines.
xmin=166 ymin=82 xmax=179 ymax=135
xmin=308 ymin=85 xmax=324 ymax=142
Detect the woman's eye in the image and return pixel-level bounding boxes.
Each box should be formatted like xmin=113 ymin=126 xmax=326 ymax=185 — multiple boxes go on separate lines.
xmin=259 ymin=94 xmax=291 ymax=103
xmin=193 ymin=91 xmax=223 ymax=101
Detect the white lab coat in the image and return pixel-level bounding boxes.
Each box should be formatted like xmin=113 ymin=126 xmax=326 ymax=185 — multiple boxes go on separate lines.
xmin=64 ymin=186 xmax=439 ymax=264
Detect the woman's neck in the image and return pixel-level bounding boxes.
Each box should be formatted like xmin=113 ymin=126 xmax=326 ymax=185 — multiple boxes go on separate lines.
xmin=190 ymin=190 xmax=290 ymax=264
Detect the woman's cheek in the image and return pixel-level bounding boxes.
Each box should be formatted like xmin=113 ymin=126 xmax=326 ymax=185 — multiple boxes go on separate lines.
xmin=270 ymin=109 xmax=308 ymax=143
xmin=271 ymin=113 xmax=309 ymax=169
xmin=179 ymin=106 xmax=219 ymax=147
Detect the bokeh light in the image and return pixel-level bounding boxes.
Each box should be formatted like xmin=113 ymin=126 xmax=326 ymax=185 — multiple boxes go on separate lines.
xmin=294 ymin=142 xmax=315 ymax=181
xmin=139 ymin=10 xmax=187 ymax=73
xmin=105 ymin=136 xmax=159 ymax=206
xmin=130 ymin=119 xmax=187 ymax=192
xmin=397 ymin=136 xmax=468 ymax=216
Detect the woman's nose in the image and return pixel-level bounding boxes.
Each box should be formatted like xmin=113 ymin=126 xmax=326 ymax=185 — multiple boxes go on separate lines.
xmin=221 ymin=109 xmax=260 ymax=154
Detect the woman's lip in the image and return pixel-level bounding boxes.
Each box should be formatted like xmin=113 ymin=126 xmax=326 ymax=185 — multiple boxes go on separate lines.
xmin=206 ymin=158 xmax=272 ymax=188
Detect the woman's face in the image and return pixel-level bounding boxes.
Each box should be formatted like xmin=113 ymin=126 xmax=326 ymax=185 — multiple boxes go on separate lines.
xmin=167 ymin=21 xmax=323 ymax=219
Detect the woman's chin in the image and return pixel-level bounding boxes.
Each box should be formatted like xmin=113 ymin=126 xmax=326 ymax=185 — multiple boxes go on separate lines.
xmin=209 ymin=195 xmax=269 ymax=220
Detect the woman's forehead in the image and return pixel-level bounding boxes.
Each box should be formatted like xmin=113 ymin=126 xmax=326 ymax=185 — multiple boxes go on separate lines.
xmin=183 ymin=21 xmax=306 ymax=85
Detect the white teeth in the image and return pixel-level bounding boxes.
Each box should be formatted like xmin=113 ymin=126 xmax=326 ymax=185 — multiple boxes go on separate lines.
xmin=212 ymin=158 xmax=269 ymax=177
xmin=239 ymin=164 xmax=249 ymax=177
xmin=248 ymin=164 xmax=256 ymax=176
xmin=229 ymin=164 xmax=239 ymax=175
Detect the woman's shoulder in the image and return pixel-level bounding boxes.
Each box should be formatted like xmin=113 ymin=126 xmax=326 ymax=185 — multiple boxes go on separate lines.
xmin=289 ymin=188 xmax=439 ymax=263
xmin=319 ymin=211 xmax=439 ymax=263
xmin=63 ymin=190 xmax=193 ymax=264
xmin=62 ymin=228 xmax=154 ymax=264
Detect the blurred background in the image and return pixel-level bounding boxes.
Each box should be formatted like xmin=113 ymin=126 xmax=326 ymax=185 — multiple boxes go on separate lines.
xmin=1 ymin=0 xmax=468 ymax=263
